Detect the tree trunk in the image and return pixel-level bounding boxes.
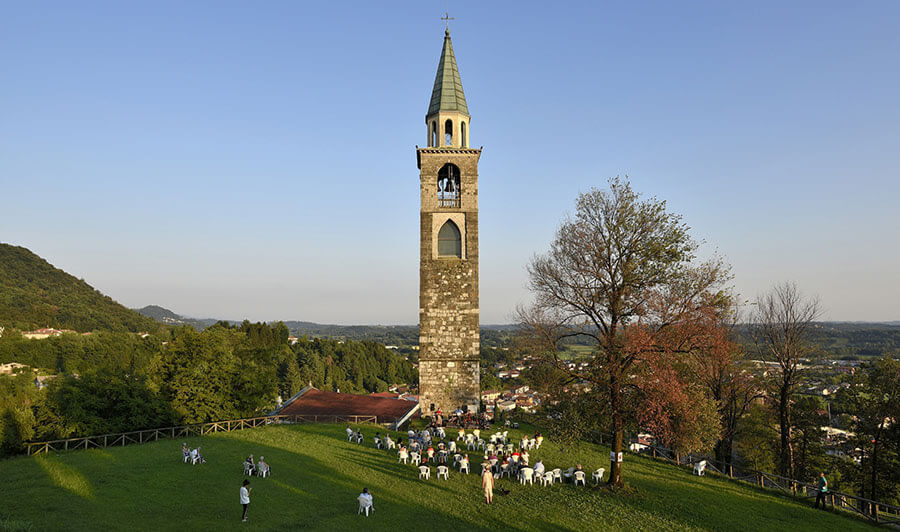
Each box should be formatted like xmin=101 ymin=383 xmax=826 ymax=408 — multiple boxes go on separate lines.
xmin=870 ymin=438 xmax=879 ymax=502
xmin=778 ymin=384 xmax=794 ymax=478
xmin=714 ymin=436 xmax=733 ymax=465
xmin=608 ymin=376 xmax=624 ymax=487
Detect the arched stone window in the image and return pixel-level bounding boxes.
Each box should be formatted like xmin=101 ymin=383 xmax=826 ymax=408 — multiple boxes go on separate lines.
xmin=437 ymin=163 xmax=461 ymax=207
xmin=445 ymin=119 xmax=453 ymax=146
xmin=460 ymin=121 xmax=467 ymax=147
xmin=437 ymin=220 xmax=462 ymax=258
xmin=431 ymin=121 xmax=438 ymax=147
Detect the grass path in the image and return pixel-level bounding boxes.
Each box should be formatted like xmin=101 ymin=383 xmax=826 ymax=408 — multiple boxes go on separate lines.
xmin=0 ymin=423 xmax=875 ymax=531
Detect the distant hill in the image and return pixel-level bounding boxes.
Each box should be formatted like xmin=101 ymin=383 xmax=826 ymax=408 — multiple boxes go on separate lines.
xmin=134 ymin=305 xmax=218 ymax=331
xmin=134 ymin=306 xmax=517 ymax=348
xmin=0 ymin=243 xmax=161 ymax=333
xmin=734 ymin=322 xmax=900 ymax=359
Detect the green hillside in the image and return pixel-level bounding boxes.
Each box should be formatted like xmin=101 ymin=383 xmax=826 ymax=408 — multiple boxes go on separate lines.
xmin=0 ymin=244 xmax=160 ymax=333
xmin=0 ymin=423 xmax=874 ymax=531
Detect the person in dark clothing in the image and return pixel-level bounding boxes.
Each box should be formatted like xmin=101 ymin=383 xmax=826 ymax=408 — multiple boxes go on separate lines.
xmin=814 ymin=472 xmax=828 ymax=509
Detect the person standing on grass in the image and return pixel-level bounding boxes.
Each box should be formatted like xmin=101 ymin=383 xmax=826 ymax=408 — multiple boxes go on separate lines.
xmin=240 ymin=479 xmax=252 ymax=522
xmin=482 ymin=464 xmax=494 ymax=504
xmin=815 ymin=472 xmax=828 ymax=510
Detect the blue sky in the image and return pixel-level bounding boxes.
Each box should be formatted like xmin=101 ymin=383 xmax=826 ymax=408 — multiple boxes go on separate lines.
xmin=2 ymin=1 xmax=898 ymax=323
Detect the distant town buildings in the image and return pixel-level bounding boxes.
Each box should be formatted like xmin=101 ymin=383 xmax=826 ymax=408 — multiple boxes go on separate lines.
xmin=21 ymin=328 xmax=77 ymax=339
xmin=0 ymin=362 xmax=29 ymax=375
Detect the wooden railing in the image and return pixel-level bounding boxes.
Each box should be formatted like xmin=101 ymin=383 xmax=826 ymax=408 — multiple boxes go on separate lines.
xmin=611 ymin=433 xmax=900 ymax=525
xmin=25 ymin=414 xmax=378 ymax=456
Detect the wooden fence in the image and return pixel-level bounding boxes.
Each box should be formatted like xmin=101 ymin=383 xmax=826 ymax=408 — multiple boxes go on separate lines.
xmin=608 ymin=433 xmax=900 ymax=526
xmin=25 ymin=414 xmax=378 ymax=456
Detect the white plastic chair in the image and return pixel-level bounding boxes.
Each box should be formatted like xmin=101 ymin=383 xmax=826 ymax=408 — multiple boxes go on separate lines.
xmin=551 ymin=468 xmax=562 ymax=483
xmin=459 ymin=461 xmax=470 ymax=474
xmin=541 ymin=471 xmax=554 ymax=486
xmin=535 ymin=437 xmax=543 ymax=449
xmin=563 ymin=467 xmax=575 ymax=482
xmin=593 ymin=468 xmax=605 ymax=485
xmin=519 ymin=467 xmax=535 ymax=485
xmin=418 ymin=465 xmax=431 ymax=480
xmin=694 ymin=460 xmax=707 ymax=476
xmin=437 ymin=465 xmax=449 ymax=480
xmin=258 ymin=465 xmax=270 ymax=478
xmin=448 ymin=441 xmax=457 ymax=453
xmin=574 ymin=471 xmax=586 ymax=486
xmin=357 ymin=495 xmax=374 ymax=517
xmin=398 ymin=450 xmax=409 ymax=464
xmin=386 ymin=438 xmax=396 ymax=450
xmin=410 ymin=452 xmax=421 ymax=464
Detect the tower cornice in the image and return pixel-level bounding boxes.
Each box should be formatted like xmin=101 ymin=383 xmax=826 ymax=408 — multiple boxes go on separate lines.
xmin=416 ymin=146 xmax=482 ymax=169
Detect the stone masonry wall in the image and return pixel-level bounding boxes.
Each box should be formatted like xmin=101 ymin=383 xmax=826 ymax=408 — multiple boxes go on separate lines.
xmin=418 ymin=148 xmax=481 ymax=415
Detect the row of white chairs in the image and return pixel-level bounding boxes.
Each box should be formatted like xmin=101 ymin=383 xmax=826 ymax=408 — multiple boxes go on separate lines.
xmin=518 ymin=467 xmax=605 ymax=486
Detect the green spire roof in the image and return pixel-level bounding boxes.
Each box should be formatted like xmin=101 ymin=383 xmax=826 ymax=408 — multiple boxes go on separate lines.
xmin=427 ymin=30 xmax=469 ymax=117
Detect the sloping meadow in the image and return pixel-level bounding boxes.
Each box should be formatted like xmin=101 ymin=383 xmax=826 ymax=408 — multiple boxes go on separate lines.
xmin=0 ymin=423 xmax=875 ymax=531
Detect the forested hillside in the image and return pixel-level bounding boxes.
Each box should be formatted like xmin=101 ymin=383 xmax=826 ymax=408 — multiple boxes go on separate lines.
xmin=0 ymin=321 xmax=417 ymax=453
xmin=0 ymin=244 xmax=160 ymax=333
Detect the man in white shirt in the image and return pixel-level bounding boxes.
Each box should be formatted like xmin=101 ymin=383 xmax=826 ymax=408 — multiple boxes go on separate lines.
xmin=533 ymin=459 xmax=545 ymax=476
xmin=240 ymin=479 xmax=251 ymax=522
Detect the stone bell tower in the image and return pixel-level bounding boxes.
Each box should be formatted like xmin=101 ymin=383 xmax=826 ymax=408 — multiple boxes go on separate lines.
xmin=417 ymin=28 xmax=481 ymax=416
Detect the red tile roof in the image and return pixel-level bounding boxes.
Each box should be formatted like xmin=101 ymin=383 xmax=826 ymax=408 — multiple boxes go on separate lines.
xmin=279 ymin=388 xmax=418 ymax=422
xmin=368 ymin=392 xmax=400 ymax=398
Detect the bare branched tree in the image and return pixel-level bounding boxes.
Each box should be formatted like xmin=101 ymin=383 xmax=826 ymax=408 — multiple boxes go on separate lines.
xmin=518 ymin=178 xmax=731 ymax=487
xmin=750 ymin=282 xmax=822 ymax=479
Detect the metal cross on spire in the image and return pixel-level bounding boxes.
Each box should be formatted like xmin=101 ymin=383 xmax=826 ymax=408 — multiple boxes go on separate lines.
xmin=441 ymin=12 xmax=455 ymax=32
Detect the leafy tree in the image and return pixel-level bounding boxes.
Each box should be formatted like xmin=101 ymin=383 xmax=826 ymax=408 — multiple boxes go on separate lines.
xmin=791 ymin=395 xmax=829 ymax=484
xmin=518 ymin=178 xmax=731 ymax=487
xmin=0 ymin=372 xmax=37 ymax=456
xmin=152 ymin=328 xmax=244 ymax=423
xmin=691 ymin=336 xmax=760 ymax=464
xmin=734 ymin=403 xmax=778 ymax=473
xmin=844 ymin=357 xmax=900 ymax=504
xmin=35 ymin=367 xmax=174 ymax=439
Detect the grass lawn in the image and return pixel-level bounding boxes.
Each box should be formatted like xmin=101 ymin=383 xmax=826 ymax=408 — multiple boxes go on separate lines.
xmin=0 ymin=422 xmax=875 ymax=531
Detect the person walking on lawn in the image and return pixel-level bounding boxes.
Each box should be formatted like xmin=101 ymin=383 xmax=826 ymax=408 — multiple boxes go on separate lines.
xmin=482 ymin=465 xmax=494 ymax=504
xmin=814 ymin=472 xmax=828 ymax=510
